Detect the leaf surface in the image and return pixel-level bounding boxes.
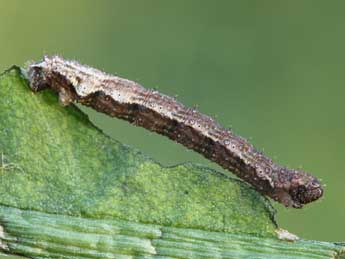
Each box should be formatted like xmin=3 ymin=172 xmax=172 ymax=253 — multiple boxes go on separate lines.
xmin=0 ymin=67 xmax=343 ymax=259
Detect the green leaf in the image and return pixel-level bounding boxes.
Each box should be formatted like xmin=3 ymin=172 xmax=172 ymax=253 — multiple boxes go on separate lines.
xmin=0 ymin=67 xmax=343 ymax=259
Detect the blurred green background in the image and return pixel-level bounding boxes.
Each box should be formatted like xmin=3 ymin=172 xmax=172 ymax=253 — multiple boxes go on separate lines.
xmin=0 ymin=1 xmax=343 ymax=253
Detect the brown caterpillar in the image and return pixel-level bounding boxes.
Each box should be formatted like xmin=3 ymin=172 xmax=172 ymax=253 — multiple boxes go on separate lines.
xmin=26 ymin=56 xmax=323 ymax=208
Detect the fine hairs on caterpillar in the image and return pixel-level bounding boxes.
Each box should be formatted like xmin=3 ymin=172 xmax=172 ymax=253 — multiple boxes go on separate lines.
xmin=27 ymin=56 xmax=323 ymax=208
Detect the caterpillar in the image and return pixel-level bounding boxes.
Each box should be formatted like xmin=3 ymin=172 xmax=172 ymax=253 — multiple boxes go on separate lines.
xmin=27 ymin=56 xmax=323 ymax=208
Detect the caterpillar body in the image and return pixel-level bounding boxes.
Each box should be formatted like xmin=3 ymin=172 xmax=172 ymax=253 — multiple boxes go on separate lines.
xmin=27 ymin=56 xmax=323 ymax=208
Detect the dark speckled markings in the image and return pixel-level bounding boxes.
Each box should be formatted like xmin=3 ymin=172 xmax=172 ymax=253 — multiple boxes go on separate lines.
xmin=26 ymin=56 xmax=323 ymax=208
